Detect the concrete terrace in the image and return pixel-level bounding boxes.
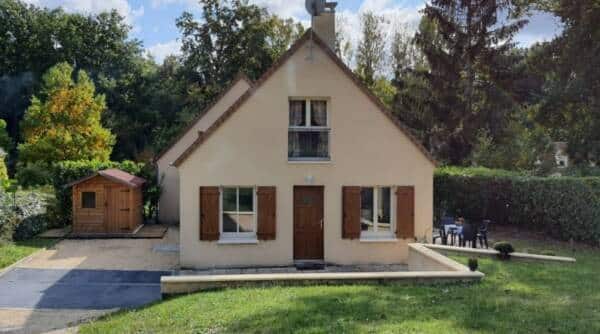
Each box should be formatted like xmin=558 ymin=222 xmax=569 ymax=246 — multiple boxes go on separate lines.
xmin=161 ymin=244 xmax=484 ymax=295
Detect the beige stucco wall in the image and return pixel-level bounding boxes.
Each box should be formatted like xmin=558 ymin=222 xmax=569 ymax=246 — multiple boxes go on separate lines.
xmin=156 ymin=79 xmax=251 ymax=224
xmin=178 ymin=40 xmax=434 ymax=269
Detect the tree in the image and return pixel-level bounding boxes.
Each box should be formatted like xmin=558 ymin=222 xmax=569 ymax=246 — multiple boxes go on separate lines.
xmin=390 ymin=23 xmax=434 ymax=143
xmin=0 ymin=119 xmax=10 ymax=151
xmin=0 ymin=119 xmax=8 ymax=180
xmin=528 ymin=1 xmax=600 ymax=165
xmin=335 ymin=13 xmax=354 ymax=66
xmin=355 ymin=12 xmax=386 ymax=88
xmin=176 ymin=0 xmax=303 ymax=107
xmin=18 ymin=62 xmax=115 ymax=164
xmin=0 ymin=0 xmax=147 ymax=161
xmin=415 ymin=0 xmax=528 ymax=164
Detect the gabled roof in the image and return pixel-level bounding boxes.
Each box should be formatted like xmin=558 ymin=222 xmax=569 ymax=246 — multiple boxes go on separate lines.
xmin=173 ymin=29 xmax=437 ymax=167
xmin=65 ymin=169 xmax=146 ymax=188
xmin=154 ymin=73 xmax=253 ymax=162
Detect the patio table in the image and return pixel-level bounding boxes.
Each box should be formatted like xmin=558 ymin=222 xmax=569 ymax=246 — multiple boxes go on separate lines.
xmin=444 ymin=224 xmax=463 ymax=245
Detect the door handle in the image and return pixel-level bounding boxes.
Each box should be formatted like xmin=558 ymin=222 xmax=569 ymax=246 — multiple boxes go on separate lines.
xmin=320 ymin=219 xmax=323 ymax=229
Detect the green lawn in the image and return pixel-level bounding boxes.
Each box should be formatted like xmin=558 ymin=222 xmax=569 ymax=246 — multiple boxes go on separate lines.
xmin=0 ymin=238 xmax=56 ymax=269
xmin=80 ymin=240 xmax=599 ymax=334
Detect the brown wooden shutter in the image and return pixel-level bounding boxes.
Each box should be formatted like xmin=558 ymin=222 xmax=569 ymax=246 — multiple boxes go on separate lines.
xmin=199 ymin=187 xmax=220 ymax=241
xmin=257 ymin=186 xmax=276 ymax=240
xmin=342 ymin=186 xmax=361 ymax=239
xmin=396 ymin=186 xmax=415 ymax=239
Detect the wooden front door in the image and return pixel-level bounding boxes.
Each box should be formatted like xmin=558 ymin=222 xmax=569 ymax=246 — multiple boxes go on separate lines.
xmin=293 ymin=186 xmax=324 ymax=260
xmin=105 ymin=186 xmax=131 ymax=232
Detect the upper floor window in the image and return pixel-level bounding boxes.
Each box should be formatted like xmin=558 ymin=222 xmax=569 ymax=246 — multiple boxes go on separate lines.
xmin=288 ymin=99 xmax=330 ymax=161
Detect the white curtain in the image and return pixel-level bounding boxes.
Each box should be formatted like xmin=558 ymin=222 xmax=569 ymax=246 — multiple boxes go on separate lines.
xmin=311 ymin=101 xmax=327 ymax=126
xmin=289 ymin=101 xmax=305 ymax=126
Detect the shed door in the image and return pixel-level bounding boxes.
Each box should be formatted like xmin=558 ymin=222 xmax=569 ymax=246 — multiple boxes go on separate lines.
xmin=105 ymin=186 xmax=131 ymax=232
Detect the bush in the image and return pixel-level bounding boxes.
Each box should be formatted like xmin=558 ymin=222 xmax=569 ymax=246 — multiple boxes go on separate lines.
xmin=493 ymin=241 xmax=515 ymax=260
xmin=13 ymin=214 xmax=48 ymax=241
xmin=15 ymin=162 xmax=53 ymax=188
xmin=50 ymin=160 xmax=157 ymax=225
xmin=0 ymin=156 xmax=7 ymax=181
xmin=468 ymin=258 xmax=478 ymax=271
xmin=435 ymin=167 xmax=600 ymax=244
xmin=0 ymin=189 xmax=50 ymax=242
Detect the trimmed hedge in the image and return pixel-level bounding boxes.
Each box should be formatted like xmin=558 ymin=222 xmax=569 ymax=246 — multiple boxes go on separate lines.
xmin=51 ymin=160 xmax=154 ymax=225
xmin=435 ymin=168 xmax=600 ymax=244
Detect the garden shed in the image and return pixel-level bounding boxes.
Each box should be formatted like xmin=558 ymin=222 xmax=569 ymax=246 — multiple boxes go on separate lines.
xmin=67 ymin=169 xmax=146 ymax=235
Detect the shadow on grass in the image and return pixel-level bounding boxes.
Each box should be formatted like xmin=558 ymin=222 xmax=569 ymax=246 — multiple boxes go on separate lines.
xmin=80 ymin=251 xmax=600 ymax=334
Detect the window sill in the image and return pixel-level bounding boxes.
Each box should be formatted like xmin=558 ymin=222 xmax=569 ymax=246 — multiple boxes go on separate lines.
xmin=359 ymin=237 xmax=398 ymax=243
xmin=217 ymin=238 xmax=259 ymax=245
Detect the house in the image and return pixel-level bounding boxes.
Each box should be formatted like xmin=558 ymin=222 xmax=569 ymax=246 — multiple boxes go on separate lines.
xmin=157 ymin=4 xmax=436 ymax=268
xmin=553 ymin=142 xmax=569 ymax=168
xmin=67 ymin=169 xmax=146 ymax=235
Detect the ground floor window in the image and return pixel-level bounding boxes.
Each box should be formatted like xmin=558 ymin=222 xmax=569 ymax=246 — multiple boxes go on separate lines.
xmin=360 ymin=186 xmax=393 ymax=236
xmin=221 ymin=187 xmax=256 ymax=238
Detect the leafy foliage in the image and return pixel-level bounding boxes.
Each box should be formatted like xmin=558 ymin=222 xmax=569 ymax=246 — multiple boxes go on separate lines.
xmin=493 ymin=241 xmax=515 ymax=260
xmin=0 ymin=189 xmax=51 ymax=242
xmin=414 ymin=0 xmax=528 ymax=164
xmin=467 ymin=258 xmax=478 ymax=271
xmin=355 ymin=12 xmax=386 ymax=88
xmin=18 ymin=62 xmax=115 ymax=164
xmin=528 ymin=1 xmax=600 ymax=165
xmin=15 ymin=162 xmax=53 ymax=188
xmin=0 ymin=0 xmax=144 ymax=161
xmin=435 ymin=169 xmax=600 ymax=244
xmin=175 ymin=0 xmax=303 ymax=117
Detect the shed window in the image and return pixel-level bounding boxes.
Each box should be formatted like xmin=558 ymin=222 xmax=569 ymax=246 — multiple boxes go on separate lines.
xmin=81 ymin=192 xmax=96 ymax=209
xmin=288 ymin=99 xmax=330 ymax=161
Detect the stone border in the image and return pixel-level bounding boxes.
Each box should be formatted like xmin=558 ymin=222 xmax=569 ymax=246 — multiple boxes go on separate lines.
xmin=161 ymin=243 xmax=483 ymax=296
xmin=424 ymin=244 xmax=576 ymax=263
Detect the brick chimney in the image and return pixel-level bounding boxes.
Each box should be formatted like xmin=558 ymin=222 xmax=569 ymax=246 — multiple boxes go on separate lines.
xmin=312 ymin=2 xmax=337 ymax=51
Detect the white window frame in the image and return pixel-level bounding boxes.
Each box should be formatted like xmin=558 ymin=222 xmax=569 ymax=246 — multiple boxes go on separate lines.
xmin=219 ymin=186 xmax=257 ymax=240
xmin=288 ymin=98 xmax=331 ymax=161
xmin=360 ymin=186 xmax=396 ymax=239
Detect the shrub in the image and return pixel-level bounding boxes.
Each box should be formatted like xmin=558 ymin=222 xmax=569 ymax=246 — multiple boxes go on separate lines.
xmin=468 ymin=258 xmax=478 ymax=271
xmin=15 ymin=162 xmax=53 ymax=188
xmin=0 ymin=211 xmax=19 ymax=243
xmin=0 ymin=189 xmax=50 ymax=242
xmin=13 ymin=214 xmax=48 ymax=241
xmin=493 ymin=241 xmax=515 ymax=260
xmin=0 ymin=156 xmax=7 ymax=181
xmin=435 ymin=167 xmax=600 ymax=244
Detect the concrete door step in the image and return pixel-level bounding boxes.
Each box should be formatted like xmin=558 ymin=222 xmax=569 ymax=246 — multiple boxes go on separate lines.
xmin=294 ymin=260 xmax=326 ymax=270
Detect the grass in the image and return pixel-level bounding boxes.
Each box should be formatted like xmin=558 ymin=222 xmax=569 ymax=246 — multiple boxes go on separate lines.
xmin=0 ymin=238 xmax=56 ymax=269
xmin=80 ymin=239 xmax=599 ymax=334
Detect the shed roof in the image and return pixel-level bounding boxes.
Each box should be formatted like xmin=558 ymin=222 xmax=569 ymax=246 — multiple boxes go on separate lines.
xmin=65 ymin=168 xmax=146 ymax=188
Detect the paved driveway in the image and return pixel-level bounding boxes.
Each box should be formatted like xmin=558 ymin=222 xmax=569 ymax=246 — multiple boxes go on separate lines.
xmin=0 ymin=227 xmax=179 ymax=333
xmin=0 ymin=268 xmax=169 ymax=310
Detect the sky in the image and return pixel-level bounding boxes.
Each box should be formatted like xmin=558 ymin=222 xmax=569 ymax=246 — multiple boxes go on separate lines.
xmin=22 ymin=0 xmax=563 ymax=63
